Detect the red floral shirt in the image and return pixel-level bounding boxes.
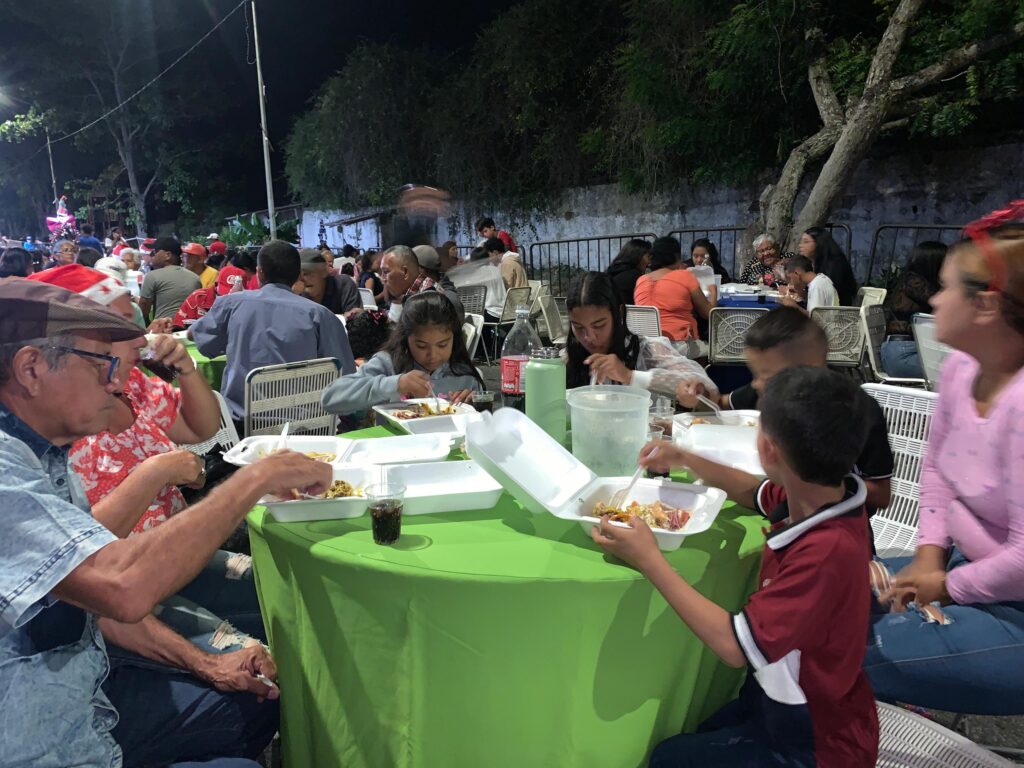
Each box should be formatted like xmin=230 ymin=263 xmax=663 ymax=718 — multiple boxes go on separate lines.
xmin=70 ymin=367 xmax=185 ymax=534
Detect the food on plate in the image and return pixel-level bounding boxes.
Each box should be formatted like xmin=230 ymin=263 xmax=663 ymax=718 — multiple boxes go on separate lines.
xmin=256 ymin=449 xmax=337 ymax=462
xmin=592 ymin=500 xmax=691 ymax=531
xmin=391 ymin=401 xmax=457 ymax=419
xmin=321 ymin=479 xmax=362 ymax=499
xmin=690 ymin=416 xmax=757 ymax=427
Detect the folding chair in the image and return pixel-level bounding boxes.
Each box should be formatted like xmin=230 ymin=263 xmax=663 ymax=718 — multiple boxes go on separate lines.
xmin=854 ymin=286 xmax=887 ymax=307
xmin=482 ymin=286 xmax=531 ymax=359
xmin=538 ymin=295 xmax=568 ymax=347
xmin=862 ymin=304 xmax=927 ymax=386
xmin=179 ymin=391 xmax=240 ymax=455
xmin=625 ymin=305 xmax=662 ymax=338
xmin=707 ymin=307 xmax=769 ymax=365
xmin=456 ymin=285 xmax=487 ymax=317
xmin=912 ymin=313 xmax=952 ymax=391
xmin=861 ymin=383 xmax=939 ymax=558
xmin=876 ymin=702 xmax=1013 ymax=767
xmin=810 ymin=306 xmax=865 ymax=369
xmin=463 ymin=313 xmax=484 ymax=362
xmin=244 ymin=357 xmax=341 ymax=437
xmin=358 ymin=288 xmax=377 ymax=309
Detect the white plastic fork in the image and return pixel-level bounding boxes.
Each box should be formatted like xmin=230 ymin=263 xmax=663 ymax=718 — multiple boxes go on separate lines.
xmin=696 ymin=394 xmax=722 ymax=418
xmin=608 ymin=447 xmax=658 ymax=509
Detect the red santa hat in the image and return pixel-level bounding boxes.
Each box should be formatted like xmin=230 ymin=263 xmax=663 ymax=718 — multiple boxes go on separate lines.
xmin=27 ymin=264 xmax=130 ymax=306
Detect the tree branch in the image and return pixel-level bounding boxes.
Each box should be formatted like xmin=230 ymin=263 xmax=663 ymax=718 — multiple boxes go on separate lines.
xmin=864 ymin=0 xmax=925 ymax=93
xmin=889 ymin=21 xmax=1024 ymax=98
xmin=805 ymin=27 xmax=844 ymax=128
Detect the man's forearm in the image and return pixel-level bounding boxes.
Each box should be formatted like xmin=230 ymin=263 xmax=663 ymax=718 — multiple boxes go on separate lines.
xmin=99 ymin=613 xmax=209 ymax=676
xmin=174 ymin=367 xmax=220 ymax=441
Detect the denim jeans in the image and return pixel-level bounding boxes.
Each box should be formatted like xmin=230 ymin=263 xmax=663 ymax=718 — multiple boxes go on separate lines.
xmin=865 ymin=552 xmax=1024 ymax=715
xmin=649 ymin=694 xmax=814 ymax=767
xmin=104 ymin=656 xmax=278 ymax=768
xmin=880 ymin=336 xmax=924 ymax=378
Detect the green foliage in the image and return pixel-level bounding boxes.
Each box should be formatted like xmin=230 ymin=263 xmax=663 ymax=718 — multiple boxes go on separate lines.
xmin=220 ymin=214 xmax=299 ymax=248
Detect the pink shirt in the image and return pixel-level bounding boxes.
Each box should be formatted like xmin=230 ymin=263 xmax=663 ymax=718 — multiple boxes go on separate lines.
xmin=916 ymin=351 xmax=1024 ymax=604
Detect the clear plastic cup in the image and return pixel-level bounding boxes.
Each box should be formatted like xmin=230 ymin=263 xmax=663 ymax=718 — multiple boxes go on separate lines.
xmin=366 ymin=483 xmax=405 ymax=545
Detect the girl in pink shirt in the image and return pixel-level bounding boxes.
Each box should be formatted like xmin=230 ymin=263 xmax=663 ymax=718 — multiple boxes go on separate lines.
xmin=866 ymin=221 xmax=1024 ymax=714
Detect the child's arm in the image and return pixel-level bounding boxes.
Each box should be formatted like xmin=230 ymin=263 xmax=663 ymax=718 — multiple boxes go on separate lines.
xmin=591 ymin=517 xmax=745 ymax=668
xmin=320 ymin=354 xmax=427 ymax=415
xmin=640 ymin=443 xmax=761 ymax=510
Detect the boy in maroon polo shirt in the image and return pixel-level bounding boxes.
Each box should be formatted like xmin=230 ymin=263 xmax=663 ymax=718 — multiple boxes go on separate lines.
xmin=593 ymin=366 xmax=878 ymax=767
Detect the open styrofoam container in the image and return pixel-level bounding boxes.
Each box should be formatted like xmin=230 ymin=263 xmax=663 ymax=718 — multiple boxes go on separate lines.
xmin=373 ymin=399 xmax=482 ymax=438
xmin=223 ymin=435 xmax=354 ymax=467
xmin=384 ymin=460 xmax=503 ymax=516
xmin=261 ymin=464 xmax=377 ymax=522
xmin=466 ymin=409 xmax=725 ymax=551
xmin=672 ymin=410 xmax=765 ymax=476
xmin=343 ymin=434 xmax=452 ymax=465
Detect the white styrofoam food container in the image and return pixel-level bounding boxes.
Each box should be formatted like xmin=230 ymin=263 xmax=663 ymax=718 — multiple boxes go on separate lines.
xmin=466 ymin=409 xmax=725 ymax=551
xmin=384 ymin=460 xmax=503 ymax=515
xmin=342 ymin=434 xmax=452 ymax=465
xmin=261 ymin=464 xmax=377 ymax=522
xmin=373 ymin=399 xmax=482 ymax=437
xmin=672 ymin=410 xmax=764 ymax=476
xmin=223 ymin=435 xmax=354 ymax=467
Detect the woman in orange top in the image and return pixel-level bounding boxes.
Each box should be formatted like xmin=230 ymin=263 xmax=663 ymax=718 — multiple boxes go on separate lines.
xmin=633 ymin=236 xmax=717 ymax=357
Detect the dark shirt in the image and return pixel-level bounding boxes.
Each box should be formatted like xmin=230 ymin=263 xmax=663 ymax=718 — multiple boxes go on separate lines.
xmin=883 ymin=271 xmax=937 ymax=337
xmin=607 ymin=263 xmax=643 ymax=304
xmin=320 ymin=274 xmax=362 ymax=314
xmin=78 ymin=235 xmax=104 ymax=252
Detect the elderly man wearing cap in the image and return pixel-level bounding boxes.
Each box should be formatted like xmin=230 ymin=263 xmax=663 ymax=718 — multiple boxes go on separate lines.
xmin=191 ymin=240 xmax=356 ymax=430
xmin=0 ymin=279 xmax=332 ymax=767
xmin=182 ymin=241 xmax=219 ymax=290
xmin=299 ymin=248 xmax=361 ymax=316
xmin=138 ymin=237 xmax=202 ymax=324
xmin=381 ymin=244 xmax=464 ymax=324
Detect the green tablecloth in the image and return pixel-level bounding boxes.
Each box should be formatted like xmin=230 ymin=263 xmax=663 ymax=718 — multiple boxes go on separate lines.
xmin=247 ymin=427 xmax=767 ymax=768
xmin=183 ymin=340 xmax=226 ymax=391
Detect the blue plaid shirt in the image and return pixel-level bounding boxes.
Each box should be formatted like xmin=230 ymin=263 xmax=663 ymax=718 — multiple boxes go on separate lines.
xmin=0 ymin=404 xmax=120 ymax=767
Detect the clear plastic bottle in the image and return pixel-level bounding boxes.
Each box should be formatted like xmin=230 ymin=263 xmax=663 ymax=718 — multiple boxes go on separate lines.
xmin=500 ymin=306 xmax=542 ymax=412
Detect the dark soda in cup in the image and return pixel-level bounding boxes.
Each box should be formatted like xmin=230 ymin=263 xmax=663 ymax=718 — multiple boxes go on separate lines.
xmin=366 ymin=483 xmax=405 ymax=545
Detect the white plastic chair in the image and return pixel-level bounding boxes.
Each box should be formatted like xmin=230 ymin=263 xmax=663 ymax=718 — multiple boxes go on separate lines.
xmin=625 ymin=304 xmax=662 ymax=338
xmin=811 ymin=306 xmax=865 ymax=368
xmin=358 ymin=287 xmax=376 ymax=309
xmin=179 ymin=391 xmax=240 ymax=455
xmin=538 ymin=295 xmax=568 ymax=347
xmin=855 ymin=286 xmax=888 ymax=307
xmin=244 ymin=357 xmax=341 ymax=438
xmin=912 ymin=313 xmax=952 ymax=392
xmin=708 ymin=307 xmax=769 ymax=365
xmin=861 ymin=383 xmax=939 ymax=558
xmin=463 ymin=313 xmax=484 ymax=362
xmin=876 ymin=702 xmax=1013 ymax=767
xmin=482 ymin=286 xmax=531 ymax=359
xmin=455 ymin=284 xmax=487 ymax=317
xmin=862 ymin=304 xmax=927 ymax=387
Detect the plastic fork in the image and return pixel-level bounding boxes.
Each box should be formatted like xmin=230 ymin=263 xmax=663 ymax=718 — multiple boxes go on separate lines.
xmin=276 ymin=422 xmax=290 ymax=453
xmin=696 ymin=394 xmax=722 ymax=417
xmin=608 ymin=447 xmax=658 ymax=509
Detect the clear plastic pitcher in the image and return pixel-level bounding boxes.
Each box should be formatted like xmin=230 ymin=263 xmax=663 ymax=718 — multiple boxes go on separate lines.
xmin=566 ymin=385 xmax=652 ymax=476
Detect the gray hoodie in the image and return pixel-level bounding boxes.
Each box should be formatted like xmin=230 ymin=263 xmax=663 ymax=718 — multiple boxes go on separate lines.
xmin=321 ymin=350 xmax=481 ymax=415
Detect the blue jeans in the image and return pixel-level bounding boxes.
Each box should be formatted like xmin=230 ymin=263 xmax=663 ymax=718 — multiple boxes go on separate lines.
xmin=865 ymin=553 xmax=1024 ymax=715
xmin=104 ymin=656 xmax=278 ymax=768
xmin=880 ymin=336 xmax=924 ymax=378
xmin=649 ymin=693 xmax=814 ymax=767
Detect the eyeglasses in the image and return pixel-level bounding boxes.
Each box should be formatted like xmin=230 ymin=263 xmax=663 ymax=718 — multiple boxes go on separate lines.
xmin=48 ymin=346 xmax=120 ymax=384
xmin=963 ymin=199 xmax=1024 ymax=292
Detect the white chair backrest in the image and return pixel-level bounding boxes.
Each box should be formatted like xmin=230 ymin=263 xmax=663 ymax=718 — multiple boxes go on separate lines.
xmin=456 ymin=284 xmax=487 ymax=317
xmin=538 ymin=295 xmax=567 ymax=346
xmin=708 ymin=307 xmax=769 ymax=365
xmin=464 ymin=313 xmax=484 ymax=360
xmin=862 ymin=383 xmax=939 ymax=557
xmin=854 ymin=286 xmax=887 ymax=307
xmin=358 ymin=288 xmax=376 ymax=309
xmin=244 ymin=357 xmax=341 ymax=437
xmin=179 ymin=391 xmax=240 ymax=455
xmin=810 ymin=306 xmax=864 ymax=367
xmin=912 ymin=313 xmax=952 ymax=391
xmin=876 ymin=702 xmax=1012 ymax=767
xmin=500 ymin=287 xmax=532 ymax=323
xmin=625 ymin=304 xmax=662 ymax=338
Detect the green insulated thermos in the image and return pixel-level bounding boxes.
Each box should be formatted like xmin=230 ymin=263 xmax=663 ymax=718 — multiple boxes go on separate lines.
xmin=525 ymin=347 xmax=566 ymax=443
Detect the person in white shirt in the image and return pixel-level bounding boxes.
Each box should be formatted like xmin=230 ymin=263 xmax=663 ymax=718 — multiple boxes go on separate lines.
xmin=783 ymin=255 xmax=838 ymax=311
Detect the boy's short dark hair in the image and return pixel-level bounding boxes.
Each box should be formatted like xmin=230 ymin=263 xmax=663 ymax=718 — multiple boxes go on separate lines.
xmin=784 ymin=255 xmax=814 ymax=273
xmin=80 ymin=224 xmax=94 ymax=235
xmin=745 ymin=306 xmax=828 ymax=358
xmin=257 ymin=240 xmax=300 ymax=286
xmin=475 ymin=217 xmax=495 ymax=233
xmin=760 ymin=367 xmax=869 ymax=486
xmin=483 ymin=236 xmax=505 ymax=254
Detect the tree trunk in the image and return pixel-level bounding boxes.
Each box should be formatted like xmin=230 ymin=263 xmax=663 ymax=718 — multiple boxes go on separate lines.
xmin=122 ymin=148 xmax=149 ymax=237
xmin=761 ymin=126 xmax=840 ymax=247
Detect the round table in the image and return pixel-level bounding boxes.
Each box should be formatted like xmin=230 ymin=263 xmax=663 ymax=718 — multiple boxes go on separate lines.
xmin=247 ymin=427 xmax=767 ymax=768
xmin=183 ymin=340 xmax=226 ymax=391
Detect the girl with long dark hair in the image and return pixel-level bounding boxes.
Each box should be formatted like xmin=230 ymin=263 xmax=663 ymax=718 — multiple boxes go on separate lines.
xmin=687 ymin=238 xmax=732 ymax=283
xmin=606 ymin=238 xmax=651 ymax=303
xmin=799 ymin=227 xmax=858 ymax=305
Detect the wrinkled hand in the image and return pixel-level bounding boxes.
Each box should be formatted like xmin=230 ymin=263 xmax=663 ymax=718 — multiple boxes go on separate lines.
xmin=447 ymin=388 xmax=474 ymax=405
xmin=638 ymin=441 xmax=692 ymax=474
xmin=584 ymin=353 xmax=631 ymax=385
xmin=145 ymin=333 xmax=196 ymax=375
xmin=249 ymin=450 xmax=333 ymax=500
xmin=195 ymin=644 xmax=279 ymax=702
xmin=149 ymin=449 xmax=205 ymax=486
xmin=147 ymin=317 xmax=173 ymax=334
xmin=591 ymin=514 xmax=661 ymax=571
xmin=675 ymin=380 xmax=706 ymax=408
xmin=398 ymin=371 xmax=432 ymax=399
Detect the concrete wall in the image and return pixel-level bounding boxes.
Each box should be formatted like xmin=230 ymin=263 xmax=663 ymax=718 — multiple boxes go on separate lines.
xmin=301 ymin=139 xmax=1024 ymax=279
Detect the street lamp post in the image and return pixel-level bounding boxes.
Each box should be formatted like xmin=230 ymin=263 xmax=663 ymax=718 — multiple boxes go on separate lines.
xmin=251 ymin=0 xmax=277 ymax=241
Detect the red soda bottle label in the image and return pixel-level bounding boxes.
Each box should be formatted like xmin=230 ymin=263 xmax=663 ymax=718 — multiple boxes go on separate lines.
xmin=501 ymin=355 xmax=528 ymax=394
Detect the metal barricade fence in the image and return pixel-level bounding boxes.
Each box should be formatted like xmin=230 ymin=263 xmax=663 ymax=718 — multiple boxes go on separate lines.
xmin=527 ymin=233 xmax=657 ymax=297
xmin=865 ymin=224 xmax=964 ymax=285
